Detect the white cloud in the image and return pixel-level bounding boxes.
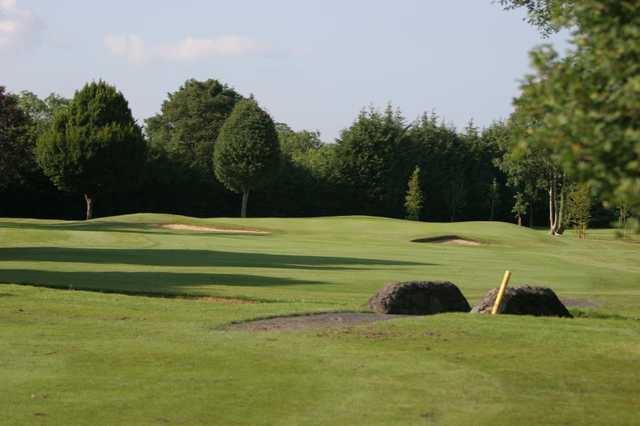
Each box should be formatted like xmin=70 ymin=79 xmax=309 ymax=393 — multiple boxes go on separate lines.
xmin=104 ymin=34 xmax=149 ymax=65
xmin=104 ymin=34 xmax=268 ymax=64
xmin=0 ymin=0 xmax=42 ymax=51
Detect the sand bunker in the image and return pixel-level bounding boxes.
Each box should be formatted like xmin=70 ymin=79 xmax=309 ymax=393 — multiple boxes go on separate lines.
xmin=161 ymin=224 xmax=270 ymax=234
xmin=224 ymin=312 xmax=400 ymax=332
xmin=412 ymin=235 xmax=481 ymax=246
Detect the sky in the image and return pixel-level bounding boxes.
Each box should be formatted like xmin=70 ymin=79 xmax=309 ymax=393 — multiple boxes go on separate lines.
xmin=1 ymin=0 xmax=566 ymax=142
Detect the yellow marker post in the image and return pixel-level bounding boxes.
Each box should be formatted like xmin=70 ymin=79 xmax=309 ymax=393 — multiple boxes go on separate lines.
xmin=491 ymin=270 xmax=512 ymax=315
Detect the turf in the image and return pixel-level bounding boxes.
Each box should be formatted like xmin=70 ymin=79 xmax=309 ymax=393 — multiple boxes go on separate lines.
xmin=1 ymin=214 xmax=639 ymax=425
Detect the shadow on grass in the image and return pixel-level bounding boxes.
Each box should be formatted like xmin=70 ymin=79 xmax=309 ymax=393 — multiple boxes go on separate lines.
xmin=0 ymin=221 xmax=247 ymax=237
xmin=570 ymin=308 xmax=640 ymax=321
xmin=0 ymin=269 xmax=324 ymax=296
xmin=0 ymin=247 xmax=431 ymax=270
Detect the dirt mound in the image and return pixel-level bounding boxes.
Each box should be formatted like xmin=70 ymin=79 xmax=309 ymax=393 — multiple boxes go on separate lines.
xmin=411 ymin=235 xmax=480 ymax=246
xmin=224 ymin=312 xmax=399 ymax=331
xmin=369 ymin=281 xmax=471 ymax=315
xmin=161 ymin=224 xmax=269 ymax=234
xmin=471 ymin=285 xmax=573 ymax=318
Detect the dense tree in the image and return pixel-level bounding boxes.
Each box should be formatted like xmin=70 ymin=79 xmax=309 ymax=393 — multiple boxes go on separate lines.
xmin=409 ymin=114 xmax=487 ymax=221
xmin=0 ymin=87 xmax=32 ymax=189
xmin=255 ymin=124 xmax=336 ymax=217
xmin=333 ymin=106 xmax=412 ymax=216
xmin=498 ymin=72 xmax=571 ymax=236
xmin=462 ymin=121 xmax=510 ymax=221
xmin=143 ymin=79 xmax=243 ymax=217
xmin=36 ymin=81 xmax=146 ymax=219
xmin=5 ymin=79 xmax=620 ymax=225
xmin=276 ymin=123 xmax=323 ymax=160
xmin=18 ymin=91 xmax=70 ymax=137
xmin=501 ymin=0 xmax=640 ymax=227
xmin=214 ymin=99 xmax=280 ymax=217
xmin=146 ymin=79 xmax=242 ymax=173
xmin=405 ymin=166 xmax=424 ymax=220
xmin=0 ymin=90 xmax=78 ymax=219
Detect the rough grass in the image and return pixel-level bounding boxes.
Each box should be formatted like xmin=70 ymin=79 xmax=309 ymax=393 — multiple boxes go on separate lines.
xmin=1 ymin=214 xmax=639 ymax=425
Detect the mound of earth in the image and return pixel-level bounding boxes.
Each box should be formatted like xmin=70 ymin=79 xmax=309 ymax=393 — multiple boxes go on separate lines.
xmin=471 ymin=285 xmax=573 ymax=318
xmin=368 ymin=281 xmax=471 ymax=315
xmin=160 ymin=224 xmax=269 ymax=234
xmin=411 ymin=235 xmax=480 ymax=246
xmin=224 ymin=312 xmax=399 ymax=332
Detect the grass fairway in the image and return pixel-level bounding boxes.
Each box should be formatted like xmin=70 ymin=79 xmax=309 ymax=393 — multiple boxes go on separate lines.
xmin=1 ymin=214 xmax=639 ymax=425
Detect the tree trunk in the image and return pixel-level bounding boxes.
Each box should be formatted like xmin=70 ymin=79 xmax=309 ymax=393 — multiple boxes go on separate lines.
xmin=556 ymin=184 xmax=565 ymax=235
xmin=241 ymin=190 xmax=249 ymax=218
xmin=84 ymin=194 xmax=94 ymax=220
xmin=549 ymin=183 xmax=556 ymax=235
xmin=548 ymin=173 xmax=565 ymax=236
xmin=517 ymin=215 xmax=522 ymax=226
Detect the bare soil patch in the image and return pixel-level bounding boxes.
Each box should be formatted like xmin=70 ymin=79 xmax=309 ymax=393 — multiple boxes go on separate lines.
xmin=225 ymin=312 xmax=401 ymax=332
xmin=412 ymin=235 xmax=481 ymax=246
xmin=160 ymin=223 xmax=270 ymax=235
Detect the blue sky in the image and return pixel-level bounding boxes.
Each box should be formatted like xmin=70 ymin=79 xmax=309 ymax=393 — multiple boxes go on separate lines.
xmin=2 ymin=0 xmax=565 ymax=141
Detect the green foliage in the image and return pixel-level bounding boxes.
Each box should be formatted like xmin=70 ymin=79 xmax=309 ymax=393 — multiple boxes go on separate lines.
xmin=141 ymin=79 xmax=242 ymax=219
xmin=512 ymin=192 xmax=529 ymax=225
xmin=333 ymin=105 xmax=411 ymax=216
xmin=276 ymin=123 xmax=323 ymax=162
xmin=498 ymin=0 xmax=560 ymax=35
xmin=498 ymin=75 xmax=570 ymax=234
xmin=503 ymin=0 xmax=640 ymax=228
xmin=35 ymin=81 xmax=146 ymax=218
xmin=214 ymin=99 xmax=281 ymax=216
xmin=145 ymin=79 xmax=242 ymax=174
xmin=565 ymin=183 xmax=591 ymax=239
xmin=0 ymin=87 xmax=32 ymax=189
xmin=404 ymin=166 xmax=424 ymax=220
xmin=407 ymin=114 xmax=506 ymax=222
xmin=17 ymin=91 xmax=70 ymax=137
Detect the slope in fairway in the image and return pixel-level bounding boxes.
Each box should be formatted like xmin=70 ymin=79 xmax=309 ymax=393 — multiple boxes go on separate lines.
xmin=1 ymin=214 xmax=639 ymax=425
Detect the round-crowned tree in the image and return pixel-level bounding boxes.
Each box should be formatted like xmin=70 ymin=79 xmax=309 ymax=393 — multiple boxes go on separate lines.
xmin=214 ymin=99 xmax=280 ymax=217
xmin=36 ymin=81 xmax=146 ymax=219
xmin=0 ymin=86 xmax=32 ymax=190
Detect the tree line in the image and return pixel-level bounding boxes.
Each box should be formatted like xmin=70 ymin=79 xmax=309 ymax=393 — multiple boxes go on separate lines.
xmin=1 ymin=0 xmax=637 ymax=237
xmin=0 ymin=78 xmax=624 ymax=232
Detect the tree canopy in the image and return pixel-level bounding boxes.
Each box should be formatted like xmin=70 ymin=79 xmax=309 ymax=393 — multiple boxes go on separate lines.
xmin=36 ymin=81 xmax=146 ymax=219
xmin=213 ymin=99 xmax=281 ymax=217
xmin=333 ymin=106 xmax=412 ymax=216
xmin=0 ymin=87 xmax=32 ymax=189
xmin=146 ymin=79 xmax=242 ymax=174
xmin=502 ymin=0 xmax=640 ymax=226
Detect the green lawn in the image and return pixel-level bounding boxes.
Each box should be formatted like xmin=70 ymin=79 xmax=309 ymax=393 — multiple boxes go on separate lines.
xmin=1 ymin=215 xmax=639 ymax=425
